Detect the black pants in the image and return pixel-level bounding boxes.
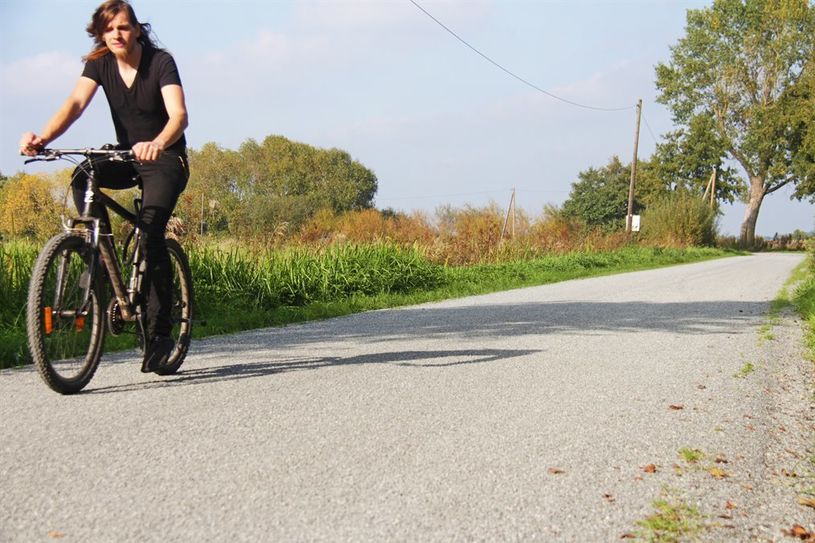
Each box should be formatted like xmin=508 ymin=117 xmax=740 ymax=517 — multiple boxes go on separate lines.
xmin=72 ymin=152 xmax=189 ymax=339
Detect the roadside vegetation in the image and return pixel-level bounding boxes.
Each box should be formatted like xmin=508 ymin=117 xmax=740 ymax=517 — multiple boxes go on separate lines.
xmin=0 ymin=222 xmax=733 ymax=369
xmin=792 ymin=242 xmax=815 ymax=360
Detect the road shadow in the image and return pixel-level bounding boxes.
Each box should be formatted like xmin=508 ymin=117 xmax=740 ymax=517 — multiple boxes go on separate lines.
xmin=191 ymin=299 xmax=770 ymax=353
xmin=85 ymin=347 xmax=540 ymax=394
xmin=80 ymin=297 xmax=771 ymax=394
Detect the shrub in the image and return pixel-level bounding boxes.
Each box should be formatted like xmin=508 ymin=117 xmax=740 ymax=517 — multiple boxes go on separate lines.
xmin=640 ymin=191 xmax=717 ymax=247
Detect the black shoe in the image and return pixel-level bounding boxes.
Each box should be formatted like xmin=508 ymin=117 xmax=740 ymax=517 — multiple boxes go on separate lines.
xmin=141 ymin=336 xmax=174 ymax=373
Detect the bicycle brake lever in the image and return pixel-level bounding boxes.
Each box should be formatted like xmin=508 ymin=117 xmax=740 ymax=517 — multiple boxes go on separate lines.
xmin=24 ymin=157 xmax=56 ymax=164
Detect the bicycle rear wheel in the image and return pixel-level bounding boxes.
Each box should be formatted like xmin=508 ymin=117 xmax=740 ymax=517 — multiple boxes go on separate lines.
xmin=154 ymin=238 xmax=193 ymax=375
xmin=27 ymin=233 xmax=105 ymax=394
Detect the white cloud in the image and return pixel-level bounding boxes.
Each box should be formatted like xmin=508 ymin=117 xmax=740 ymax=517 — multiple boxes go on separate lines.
xmin=0 ymin=51 xmax=81 ymax=97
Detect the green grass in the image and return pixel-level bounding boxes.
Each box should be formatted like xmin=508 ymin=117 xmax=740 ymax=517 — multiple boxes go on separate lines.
xmin=678 ymin=447 xmax=705 ymax=464
xmin=735 ymin=361 xmax=755 ymax=378
xmin=792 ymin=254 xmax=815 ymax=360
xmin=635 ymin=496 xmax=705 ymax=542
xmin=1 ymin=242 xmax=736 ymax=369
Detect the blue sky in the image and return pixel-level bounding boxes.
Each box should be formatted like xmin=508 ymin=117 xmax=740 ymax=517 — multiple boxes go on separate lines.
xmin=1 ymin=0 xmax=812 ymax=236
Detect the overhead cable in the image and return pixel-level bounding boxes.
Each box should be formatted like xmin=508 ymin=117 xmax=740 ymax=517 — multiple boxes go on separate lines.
xmin=408 ymin=0 xmax=635 ymax=112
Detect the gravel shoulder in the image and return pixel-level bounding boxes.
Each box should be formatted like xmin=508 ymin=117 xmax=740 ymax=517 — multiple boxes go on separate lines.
xmin=1 ymin=253 xmax=813 ymax=542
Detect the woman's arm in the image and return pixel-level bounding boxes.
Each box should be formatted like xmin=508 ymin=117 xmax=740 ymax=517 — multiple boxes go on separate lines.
xmin=131 ymin=84 xmax=189 ymax=161
xmin=19 ymin=76 xmax=98 ymax=155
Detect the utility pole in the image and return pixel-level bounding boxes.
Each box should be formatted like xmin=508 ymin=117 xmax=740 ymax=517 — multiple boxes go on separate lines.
xmin=511 ymin=187 xmax=516 ymax=239
xmin=626 ymin=99 xmax=642 ymax=232
xmin=501 ymin=187 xmax=516 ymax=241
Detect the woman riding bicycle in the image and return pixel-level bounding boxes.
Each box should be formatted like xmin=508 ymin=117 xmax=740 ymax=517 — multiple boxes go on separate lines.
xmin=19 ymin=0 xmax=189 ymax=373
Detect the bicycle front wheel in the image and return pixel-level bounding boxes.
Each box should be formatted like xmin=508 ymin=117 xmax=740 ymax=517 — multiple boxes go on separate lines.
xmin=27 ymin=233 xmax=105 ymax=394
xmin=154 ymin=238 xmax=193 ymax=375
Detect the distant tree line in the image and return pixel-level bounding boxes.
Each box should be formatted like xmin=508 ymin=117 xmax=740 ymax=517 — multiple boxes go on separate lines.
xmin=176 ymin=135 xmax=377 ymax=238
xmin=0 ymin=135 xmax=378 ymax=241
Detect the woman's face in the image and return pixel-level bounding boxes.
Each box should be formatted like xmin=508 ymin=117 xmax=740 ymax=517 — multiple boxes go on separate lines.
xmin=102 ymin=10 xmax=140 ymax=58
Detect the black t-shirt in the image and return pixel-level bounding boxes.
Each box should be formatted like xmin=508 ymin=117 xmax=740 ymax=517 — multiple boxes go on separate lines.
xmin=82 ymin=45 xmax=186 ymax=154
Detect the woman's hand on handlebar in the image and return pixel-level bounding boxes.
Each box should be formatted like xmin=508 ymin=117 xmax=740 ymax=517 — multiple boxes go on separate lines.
xmin=131 ymin=140 xmax=165 ymax=162
xmin=19 ymin=132 xmax=46 ymax=156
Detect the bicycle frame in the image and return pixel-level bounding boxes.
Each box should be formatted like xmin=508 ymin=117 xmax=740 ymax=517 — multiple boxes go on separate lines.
xmin=30 ymin=149 xmax=145 ymax=324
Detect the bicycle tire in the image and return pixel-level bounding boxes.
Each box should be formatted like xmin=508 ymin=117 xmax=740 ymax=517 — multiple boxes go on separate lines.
xmin=27 ymin=233 xmax=105 ymax=394
xmin=154 ymin=238 xmax=193 ymax=375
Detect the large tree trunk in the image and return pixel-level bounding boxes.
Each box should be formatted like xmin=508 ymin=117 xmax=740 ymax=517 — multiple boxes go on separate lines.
xmin=739 ymin=176 xmax=766 ymax=248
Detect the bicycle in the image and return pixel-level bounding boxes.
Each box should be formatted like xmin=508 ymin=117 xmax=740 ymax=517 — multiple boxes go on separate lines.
xmin=24 ymin=147 xmax=193 ymax=394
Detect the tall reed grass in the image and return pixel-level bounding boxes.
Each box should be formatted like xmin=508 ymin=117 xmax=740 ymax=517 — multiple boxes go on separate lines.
xmin=0 ymin=240 xmax=38 ymax=366
xmin=190 ymin=242 xmax=444 ymax=306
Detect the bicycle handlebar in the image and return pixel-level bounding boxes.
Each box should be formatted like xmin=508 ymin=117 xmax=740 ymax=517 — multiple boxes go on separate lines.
xmin=23 ymin=147 xmax=135 ymax=165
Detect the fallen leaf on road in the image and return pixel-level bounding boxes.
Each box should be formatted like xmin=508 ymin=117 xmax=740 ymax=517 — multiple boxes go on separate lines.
xmin=799 ymin=497 xmax=815 ymax=509
xmin=620 ymin=533 xmax=636 ymax=539
xmin=547 ymin=467 xmax=564 ymax=475
xmin=709 ymin=467 xmax=729 ymax=479
xmin=47 ymin=532 xmax=65 ymax=539
xmin=603 ymin=493 xmax=615 ymax=502
xmin=643 ymin=464 xmax=657 ymax=473
xmin=782 ymin=524 xmax=813 ymax=540
xmin=696 ymin=384 xmax=707 ymax=390
xmin=725 ymin=501 xmax=737 ymax=510
xmin=669 ymin=404 xmax=684 ymax=410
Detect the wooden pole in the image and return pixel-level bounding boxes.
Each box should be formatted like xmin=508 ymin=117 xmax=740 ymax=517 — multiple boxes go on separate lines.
xmin=511 ymin=187 xmax=516 ymax=239
xmin=501 ymin=188 xmax=516 ymax=241
xmin=626 ymin=99 xmax=642 ymax=232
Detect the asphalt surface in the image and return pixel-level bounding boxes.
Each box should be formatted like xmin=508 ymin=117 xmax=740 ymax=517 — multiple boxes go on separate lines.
xmin=2 ymin=252 xmax=813 ymax=542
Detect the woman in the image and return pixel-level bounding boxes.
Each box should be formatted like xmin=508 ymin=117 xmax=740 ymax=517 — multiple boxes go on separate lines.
xmin=19 ymin=0 xmax=190 ymax=373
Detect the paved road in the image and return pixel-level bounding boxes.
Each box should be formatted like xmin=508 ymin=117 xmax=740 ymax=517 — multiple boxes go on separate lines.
xmin=2 ymin=253 xmax=813 ymax=541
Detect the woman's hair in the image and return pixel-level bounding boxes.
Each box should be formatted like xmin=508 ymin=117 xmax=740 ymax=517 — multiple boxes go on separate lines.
xmin=83 ymin=0 xmax=157 ymax=62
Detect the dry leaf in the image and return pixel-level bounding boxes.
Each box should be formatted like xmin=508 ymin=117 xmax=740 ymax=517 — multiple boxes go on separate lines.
xmin=47 ymin=532 xmax=66 ymax=539
xmin=547 ymin=467 xmax=564 ymax=475
xmin=620 ymin=533 xmax=636 ymax=539
xmin=782 ymin=524 xmax=812 ymax=539
xmin=715 ymin=455 xmax=729 ymax=464
xmin=603 ymin=493 xmax=616 ymax=502
xmin=799 ymin=497 xmax=815 ymax=509
xmin=669 ymin=404 xmax=684 ymax=410
xmin=643 ymin=464 xmax=657 ymax=473
xmin=709 ymin=467 xmax=729 ymax=479
xmin=696 ymin=384 xmax=707 ymax=390
xmin=725 ymin=501 xmax=737 ymax=510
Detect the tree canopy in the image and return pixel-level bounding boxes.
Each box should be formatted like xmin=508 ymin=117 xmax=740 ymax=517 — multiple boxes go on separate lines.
xmin=176 ymin=135 xmax=378 ymax=237
xmin=562 ymin=156 xmax=649 ymax=229
xmin=655 ymin=0 xmax=815 ymax=246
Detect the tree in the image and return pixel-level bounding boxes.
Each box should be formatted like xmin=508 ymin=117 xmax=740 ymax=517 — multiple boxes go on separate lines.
xmin=656 ymin=0 xmax=815 ymax=246
xmin=650 ymin=113 xmax=744 ymax=204
xmin=179 ymin=136 xmax=379 ymax=238
xmin=0 ymin=172 xmax=64 ymax=239
xmin=562 ymin=156 xmax=663 ymax=229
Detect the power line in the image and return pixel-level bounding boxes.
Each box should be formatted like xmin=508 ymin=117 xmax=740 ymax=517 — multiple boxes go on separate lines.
xmin=641 ymin=111 xmax=659 ymax=144
xmin=408 ymin=0 xmax=635 ymax=113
